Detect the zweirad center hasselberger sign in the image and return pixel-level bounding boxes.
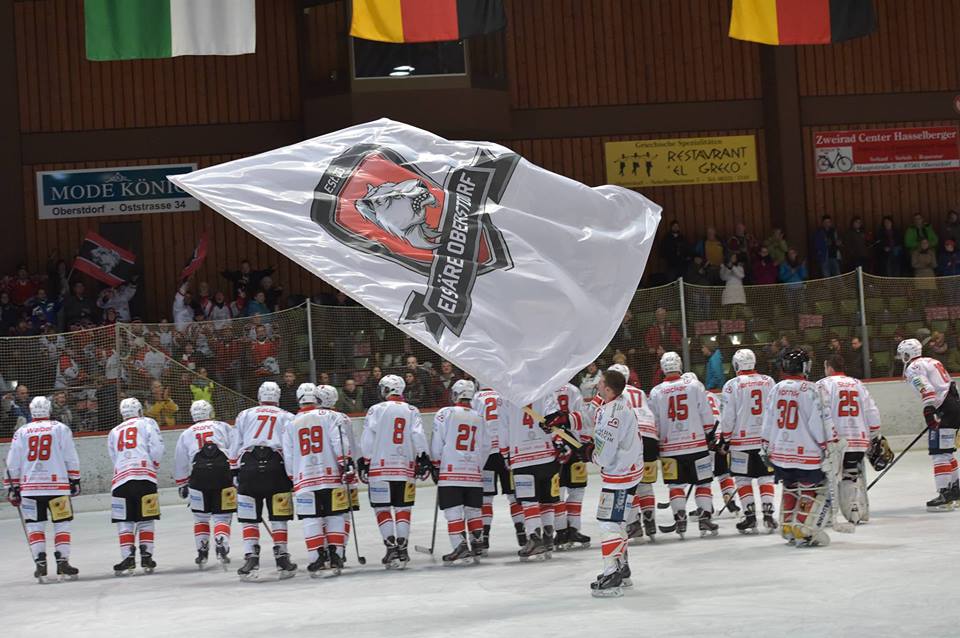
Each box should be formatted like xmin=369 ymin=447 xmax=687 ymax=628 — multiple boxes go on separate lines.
xmin=35 ymin=164 xmax=199 ymax=219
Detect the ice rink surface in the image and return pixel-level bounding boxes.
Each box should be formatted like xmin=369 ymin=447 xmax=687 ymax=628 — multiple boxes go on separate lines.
xmin=1 ymin=451 xmax=958 ymax=638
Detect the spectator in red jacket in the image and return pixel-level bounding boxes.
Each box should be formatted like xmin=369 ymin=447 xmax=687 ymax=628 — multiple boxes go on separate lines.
xmin=644 ymin=307 xmax=681 ymax=386
xmin=8 ymin=265 xmax=38 ymax=306
xmin=751 ymin=245 xmax=779 ymax=285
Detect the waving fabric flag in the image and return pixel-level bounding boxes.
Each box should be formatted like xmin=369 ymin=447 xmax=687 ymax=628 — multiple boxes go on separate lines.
xmin=169 ymin=119 xmax=660 ymax=405
xmin=730 ymin=0 xmax=876 ymax=45
xmin=179 ymin=232 xmax=209 ymax=282
xmin=73 ymin=231 xmax=137 ymax=287
xmin=350 ymin=0 xmax=506 ymax=43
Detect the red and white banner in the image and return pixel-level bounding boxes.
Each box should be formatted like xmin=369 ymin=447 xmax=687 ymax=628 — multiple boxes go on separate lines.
xmin=813 ymin=126 xmax=960 ymax=177
xmin=73 ymin=231 xmax=137 ymax=287
xmin=179 ymin=232 xmax=208 ymax=281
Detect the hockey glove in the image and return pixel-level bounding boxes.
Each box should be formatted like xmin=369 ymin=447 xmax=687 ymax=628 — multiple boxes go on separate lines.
xmin=924 ymin=405 xmax=940 ymax=430
xmin=541 ymin=411 xmax=570 ymax=434
xmin=357 ymin=458 xmax=370 ymax=484
xmin=178 ymin=485 xmax=189 ymax=499
xmin=415 ymin=452 xmax=433 ymax=481
xmin=339 ymin=457 xmax=357 ymax=482
xmin=69 ymin=479 xmax=81 ymax=496
xmin=867 ymin=436 xmax=895 ymax=471
xmin=7 ymin=485 xmax=21 ymax=508
xmin=430 ymin=462 xmax=440 ymax=484
xmin=553 ymin=440 xmax=573 ymax=465
xmin=577 ymin=438 xmax=596 ymax=463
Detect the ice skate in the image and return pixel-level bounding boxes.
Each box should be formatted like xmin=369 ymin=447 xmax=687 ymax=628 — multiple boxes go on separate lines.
xmin=566 ymin=528 xmax=591 ymax=549
xmin=195 ymin=540 xmax=209 ymax=569
xmin=273 ymin=546 xmax=297 ymax=579
xmin=675 ymin=511 xmax=687 ymax=539
xmin=542 ymin=526 xmax=555 ymax=555
xmin=517 ymin=530 xmax=546 ymax=561
xmin=762 ymin=504 xmax=778 ymax=533
xmin=139 ymin=545 xmax=156 ymax=574
xmin=215 ymin=538 xmax=230 ymax=569
xmin=642 ymin=511 xmax=657 ymax=542
xmin=396 ymin=538 xmax=410 ymax=569
xmin=469 ymin=530 xmax=485 ymax=558
xmin=722 ymin=496 xmax=741 ymax=517
xmin=699 ymin=510 xmax=719 ymax=537
xmin=619 ymin=561 xmax=633 ymax=588
xmin=442 ymin=540 xmax=475 ymax=566
xmin=514 ymin=522 xmax=527 ymax=548
xmin=237 ymin=546 xmax=260 ymax=581
xmin=736 ymin=504 xmax=758 ymax=535
xmin=33 ymin=552 xmax=48 ymax=584
xmin=54 ymin=552 xmax=78 ymax=581
xmin=113 ymin=552 xmax=136 ymax=577
xmin=553 ymin=527 xmax=569 ymax=550
xmin=475 ymin=526 xmax=491 ymax=556
xmin=590 ymin=569 xmax=624 ymax=598
xmin=625 ymin=519 xmax=644 ymax=541
xmin=926 ymin=487 xmax=957 ymax=512
xmin=307 ymin=552 xmax=327 ymax=577
xmin=327 ymin=546 xmax=344 ymax=576
xmin=382 ymin=537 xmax=400 ymax=570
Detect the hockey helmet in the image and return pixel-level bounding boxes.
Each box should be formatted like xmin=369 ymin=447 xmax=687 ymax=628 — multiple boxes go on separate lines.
xmin=29 ymin=396 xmax=51 ymax=419
xmin=896 ymin=338 xmax=922 ymax=366
xmin=607 ymin=363 xmax=630 ymax=381
xmin=297 ymin=383 xmax=317 ymax=405
xmin=451 ymin=379 xmax=476 ymax=403
xmin=258 ymin=381 xmax=281 ymax=404
xmin=316 ymin=385 xmax=339 ymax=409
xmin=119 ymin=397 xmax=143 ymax=418
xmin=781 ymin=349 xmax=811 ymax=376
xmin=190 ymin=400 xmax=213 ymax=422
xmin=379 ymin=374 xmax=406 ymax=399
xmin=732 ymin=349 xmax=756 ymax=373
xmin=660 ymin=351 xmax=683 ymax=375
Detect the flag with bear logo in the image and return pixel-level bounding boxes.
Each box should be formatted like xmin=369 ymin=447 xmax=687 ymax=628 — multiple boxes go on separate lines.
xmin=169 ymin=119 xmax=661 ymax=405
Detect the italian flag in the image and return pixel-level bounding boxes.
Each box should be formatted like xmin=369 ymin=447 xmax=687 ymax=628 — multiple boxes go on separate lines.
xmin=84 ymin=0 xmax=256 ymax=61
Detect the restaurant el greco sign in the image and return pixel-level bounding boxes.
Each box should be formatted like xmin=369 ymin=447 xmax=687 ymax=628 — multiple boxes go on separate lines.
xmin=605 ymin=135 xmax=758 ymax=187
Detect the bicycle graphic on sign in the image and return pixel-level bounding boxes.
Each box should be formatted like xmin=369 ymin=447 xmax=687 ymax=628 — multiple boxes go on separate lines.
xmin=816 ymin=148 xmax=854 ymax=173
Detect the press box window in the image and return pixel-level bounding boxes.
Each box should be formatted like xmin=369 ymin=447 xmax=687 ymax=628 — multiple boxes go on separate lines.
xmin=352 ymin=39 xmax=467 ymax=79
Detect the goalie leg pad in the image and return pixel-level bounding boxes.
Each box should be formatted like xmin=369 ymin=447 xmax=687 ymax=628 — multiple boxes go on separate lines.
xmin=792 ymin=482 xmax=831 ymax=545
xmin=839 ymin=459 xmax=867 ymax=525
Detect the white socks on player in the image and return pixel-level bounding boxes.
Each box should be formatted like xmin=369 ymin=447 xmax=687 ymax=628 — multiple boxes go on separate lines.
xmin=374 ymin=507 xmax=395 ymax=541
xmin=324 ymin=515 xmax=347 ymax=557
xmin=521 ymin=502 xmax=541 ymax=536
xmin=932 ymin=453 xmax=959 ymax=490
xmin=26 ymin=521 xmax=45 ymax=559
xmin=735 ymin=477 xmax=756 ymax=508
xmin=136 ymin=521 xmax=155 ymax=554
xmin=117 ymin=522 xmax=136 ymax=558
xmin=303 ymin=517 xmax=325 ymax=561
xmin=395 ymin=508 xmax=411 ymax=540
xmin=694 ymin=485 xmax=714 ymax=513
xmin=242 ymin=523 xmax=259 ymax=555
xmin=541 ymin=503 xmax=555 ymax=530
xmin=566 ymin=487 xmax=585 ymax=529
xmin=444 ymin=505 xmax=467 ymax=549
xmin=53 ymin=521 xmax=71 ymax=559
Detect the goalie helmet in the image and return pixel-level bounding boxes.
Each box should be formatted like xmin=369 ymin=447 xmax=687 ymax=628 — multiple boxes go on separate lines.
xmin=451 ymin=379 xmax=476 ymax=403
xmin=608 ymin=363 xmax=630 ymax=381
xmin=258 ymin=381 xmax=281 ymax=404
xmin=732 ymin=349 xmax=756 ymax=373
xmin=781 ymin=349 xmax=811 ymax=376
xmin=896 ymin=338 xmax=922 ymax=365
xmin=29 ymin=396 xmax=51 ymax=419
xmin=297 ymin=383 xmax=317 ymax=405
xmin=660 ymin=351 xmax=683 ymax=375
xmin=119 ymin=397 xmax=143 ymax=418
xmin=315 ymin=385 xmax=339 ymax=409
xmin=190 ymin=400 xmax=213 ymax=422
xmin=379 ymin=374 xmax=406 ymax=399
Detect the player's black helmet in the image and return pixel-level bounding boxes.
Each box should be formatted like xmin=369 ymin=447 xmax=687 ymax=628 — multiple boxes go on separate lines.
xmin=781 ymin=349 xmax=810 ymax=376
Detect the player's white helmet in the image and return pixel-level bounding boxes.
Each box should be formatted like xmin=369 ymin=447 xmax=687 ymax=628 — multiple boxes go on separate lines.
xmin=190 ymin=400 xmax=213 ymax=422
xmin=897 ymin=338 xmax=922 ymax=365
xmin=297 ymin=383 xmax=317 ymax=405
xmin=608 ymin=363 xmax=630 ymax=381
xmin=379 ymin=374 xmax=406 ymax=399
xmin=29 ymin=396 xmax=51 ymax=419
xmin=316 ymin=385 xmax=339 ymax=409
xmin=258 ymin=381 xmax=281 ymax=404
xmin=661 ymin=351 xmax=683 ymax=375
xmin=119 ymin=397 xmax=143 ymax=418
xmin=681 ymin=371 xmax=699 ymax=384
xmin=732 ymin=349 xmax=756 ymax=373
xmin=451 ymin=379 xmax=476 ymax=403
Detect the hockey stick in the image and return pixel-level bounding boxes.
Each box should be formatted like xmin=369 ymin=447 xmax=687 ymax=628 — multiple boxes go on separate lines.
xmin=658 ymin=484 xmax=695 ymax=533
xmin=414 ymin=491 xmax=440 ymax=555
xmin=657 ymin=483 xmax=693 ymax=511
xmin=5 ymin=469 xmax=33 ymax=563
xmin=334 ymin=420 xmax=366 ymax=565
xmin=521 ymin=406 xmax=583 ymax=449
xmin=867 ymin=427 xmax=928 ymax=491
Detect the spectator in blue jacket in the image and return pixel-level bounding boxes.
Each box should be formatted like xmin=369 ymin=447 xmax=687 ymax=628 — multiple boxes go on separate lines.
xmin=812 ymin=215 xmax=842 ymax=277
xmin=702 ymin=344 xmax=724 ymax=391
xmin=779 ymin=248 xmax=808 ymax=313
xmin=938 ymin=239 xmax=960 ymax=276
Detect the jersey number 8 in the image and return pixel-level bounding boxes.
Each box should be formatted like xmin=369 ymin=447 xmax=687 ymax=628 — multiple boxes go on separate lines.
xmin=393 ymin=418 xmax=406 ymax=444
xmin=27 ymin=434 xmax=52 ymax=461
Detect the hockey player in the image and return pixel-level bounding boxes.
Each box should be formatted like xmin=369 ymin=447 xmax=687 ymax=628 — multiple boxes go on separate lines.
xmin=472 ymin=384 xmax=526 ymax=550
xmin=108 ymin=398 xmax=164 ymax=575
xmin=897 ymin=338 xmax=960 ymax=510
xmin=818 ymin=354 xmax=882 ymax=524
xmin=4 ymin=396 xmax=81 ymax=582
xmin=552 ymin=380 xmax=591 ymax=550
xmin=232 ymin=381 xmax=297 ymax=579
xmin=761 ymin=349 xmax=842 ymax=547
xmin=431 ymin=380 xmax=487 ymax=564
xmin=590 ymin=368 xmax=643 ymax=598
xmin=359 ymin=374 xmax=430 ymax=569
xmin=283 ymin=384 xmax=351 ymax=576
xmin=704 ymin=386 xmax=739 ymax=515
xmin=719 ymin=349 xmax=777 ymax=534
xmin=316 ymin=384 xmax=360 ymax=554
xmin=647 ymin=352 xmax=718 ymax=538
xmin=173 ymin=400 xmax=238 ymax=569
xmin=500 ymin=393 xmax=564 ymax=559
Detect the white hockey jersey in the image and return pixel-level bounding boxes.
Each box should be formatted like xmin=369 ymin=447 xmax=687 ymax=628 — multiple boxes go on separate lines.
xmin=590 ymin=385 xmax=656 ymax=440
xmin=500 ymin=395 xmax=560 ymax=470
xmin=431 ymin=405 xmax=487 ymax=487
xmin=232 ymin=404 xmax=292 ymax=459
xmin=817 ymin=374 xmax=881 ymax=452
xmin=592 ymin=392 xmax=643 ymax=489
xmin=471 ymin=389 xmax=504 ymax=456
xmin=647 ymin=374 xmax=715 ymax=457
xmin=719 ymin=372 xmax=776 ymax=450
xmin=283 ymin=407 xmax=350 ymax=494
xmin=173 ymin=419 xmax=238 ymax=486
xmin=107 ymin=416 xmax=165 ymax=488
xmin=361 ymin=398 xmax=428 ymax=481
xmin=3 ymin=420 xmax=80 ymax=496
xmin=904 ymin=356 xmax=954 ymax=409
xmin=552 ymin=383 xmax=591 ymax=443
xmin=761 ymin=376 xmax=839 ymax=470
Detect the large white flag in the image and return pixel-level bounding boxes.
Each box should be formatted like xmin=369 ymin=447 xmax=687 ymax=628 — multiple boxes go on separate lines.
xmin=170 ymin=119 xmax=661 ymax=404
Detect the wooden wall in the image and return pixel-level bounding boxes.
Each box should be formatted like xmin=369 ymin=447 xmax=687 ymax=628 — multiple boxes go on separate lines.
xmin=14 ymin=0 xmax=300 ymax=132
xmin=798 ymin=0 xmax=960 ymax=96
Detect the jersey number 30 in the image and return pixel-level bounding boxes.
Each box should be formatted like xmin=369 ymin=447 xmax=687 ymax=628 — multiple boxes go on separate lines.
xmin=776 ymin=399 xmax=799 ymax=430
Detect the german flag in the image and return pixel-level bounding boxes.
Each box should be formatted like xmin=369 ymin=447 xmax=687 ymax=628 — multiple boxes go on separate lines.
xmin=350 ymin=0 xmax=506 ymax=44
xmin=729 ymin=0 xmax=876 ymax=45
